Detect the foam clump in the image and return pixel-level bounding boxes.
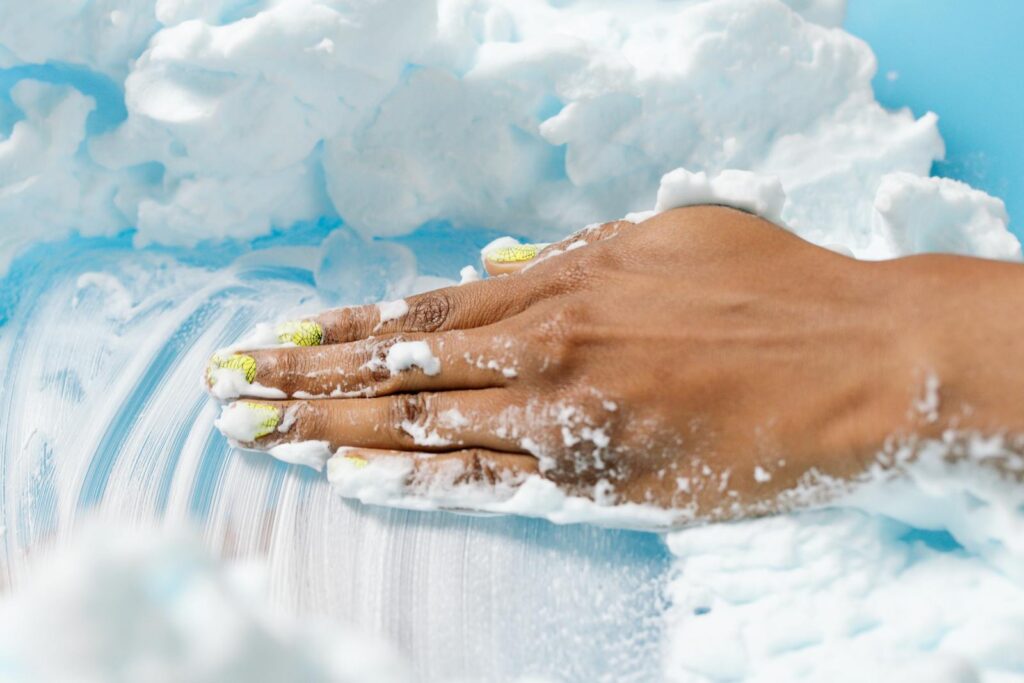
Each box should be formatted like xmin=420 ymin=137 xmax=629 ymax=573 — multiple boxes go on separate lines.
xmin=0 ymin=0 xmax=980 ymax=275
xmin=0 ymin=524 xmax=411 ymax=683
xmin=663 ymin=507 xmax=1024 ymax=682
xmin=873 ymin=172 xmax=1022 ymax=260
xmin=652 ymin=168 xmax=787 ymax=224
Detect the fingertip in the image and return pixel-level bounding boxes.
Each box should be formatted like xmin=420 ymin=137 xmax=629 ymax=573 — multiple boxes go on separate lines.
xmin=481 ymin=238 xmax=545 ymax=276
xmin=214 ymin=400 xmax=283 ymax=443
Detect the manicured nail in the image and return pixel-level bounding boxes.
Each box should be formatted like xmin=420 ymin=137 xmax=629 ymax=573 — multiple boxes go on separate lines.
xmin=276 ymin=320 xmax=323 ymax=347
xmin=214 ymin=401 xmax=281 ymax=442
xmin=484 ymin=243 xmax=542 ymax=264
xmin=344 ymin=454 xmax=369 ymax=469
xmin=207 ymin=352 xmax=257 ymax=386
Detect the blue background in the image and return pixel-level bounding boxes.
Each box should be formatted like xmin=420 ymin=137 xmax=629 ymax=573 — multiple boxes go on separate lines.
xmin=846 ymin=0 xmax=1024 ymax=238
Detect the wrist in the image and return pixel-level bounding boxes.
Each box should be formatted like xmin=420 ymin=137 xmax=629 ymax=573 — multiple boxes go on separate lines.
xmin=883 ymin=252 xmax=1024 ymax=438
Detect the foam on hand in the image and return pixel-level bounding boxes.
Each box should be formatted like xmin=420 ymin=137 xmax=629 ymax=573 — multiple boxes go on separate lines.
xmin=385 ymin=341 xmax=441 ymax=377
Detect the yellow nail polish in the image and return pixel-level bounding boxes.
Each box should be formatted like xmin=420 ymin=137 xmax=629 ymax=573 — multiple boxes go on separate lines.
xmin=276 ymin=320 xmax=323 ymax=347
xmin=207 ymin=352 xmax=257 ymax=385
xmin=241 ymin=401 xmax=281 ymax=439
xmin=344 ymin=454 xmax=369 ymax=469
xmin=485 ymin=244 xmax=540 ymax=264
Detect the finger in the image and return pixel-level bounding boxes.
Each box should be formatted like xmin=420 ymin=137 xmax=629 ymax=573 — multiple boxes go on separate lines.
xmin=288 ymin=276 xmax=542 ymax=346
xmin=207 ymin=327 xmax=521 ymax=399
xmin=326 ymin=447 xmax=540 ymax=510
xmin=214 ymin=389 xmax=526 ymax=455
xmin=480 ymin=239 xmax=550 ymax=276
xmin=481 ymin=220 xmax=634 ymax=276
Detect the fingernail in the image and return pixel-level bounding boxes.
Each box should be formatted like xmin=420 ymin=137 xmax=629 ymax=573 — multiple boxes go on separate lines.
xmin=344 ymin=454 xmax=369 ymax=469
xmin=207 ymin=352 xmax=257 ymax=386
xmin=276 ymin=320 xmax=323 ymax=347
xmin=484 ymin=243 xmax=542 ymax=264
xmin=214 ymin=401 xmax=281 ymax=442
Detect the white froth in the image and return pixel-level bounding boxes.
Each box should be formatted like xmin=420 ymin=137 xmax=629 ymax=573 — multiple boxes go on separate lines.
xmin=268 ymin=441 xmax=334 ymax=472
xmin=376 ymin=299 xmax=409 ymax=326
xmin=874 ymin=173 xmax=1021 ymax=260
xmin=213 ymin=401 xmax=276 ymax=443
xmin=0 ymin=524 xmax=411 ymax=682
xmin=654 ymin=168 xmax=787 ymax=224
xmin=458 ymin=265 xmax=482 ymax=284
xmin=326 ymin=455 xmax=678 ymax=530
xmin=205 ymin=368 xmax=286 ymax=402
xmin=385 ymin=341 xmax=441 ymax=377
xmin=1 ymin=0 xmax=1014 ymax=275
xmin=662 ymin=434 xmax=1024 ymax=681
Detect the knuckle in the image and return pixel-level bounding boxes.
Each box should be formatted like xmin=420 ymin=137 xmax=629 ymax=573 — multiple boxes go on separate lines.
xmin=551 ymin=258 xmax=591 ymax=292
xmin=528 ymin=302 xmax=590 ymax=374
xmin=387 ymin=393 xmax=430 ymax=440
xmin=407 ymin=292 xmax=451 ymax=332
xmin=265 ymin=350 xmax=300 ymax=394
xmin=367 ymin=338 xmax=400 ymax=383
xmin=294 ymin=401 xmax=325 ymax=441
xmin=461 ymin=450 xmax=498 ymax=486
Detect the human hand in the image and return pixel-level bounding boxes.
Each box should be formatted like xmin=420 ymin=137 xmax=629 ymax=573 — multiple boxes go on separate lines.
xmin=206 ymin=206 xmax=1015 ymax=524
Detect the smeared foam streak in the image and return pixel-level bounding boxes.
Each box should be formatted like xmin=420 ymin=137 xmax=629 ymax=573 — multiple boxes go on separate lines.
xmin=269 ymin=441 xmax=334 ymax=472
xmin=326 ymin=454 xmax=679 ymax=531
xmin=206 ymin=367 xmax=287 ymax=401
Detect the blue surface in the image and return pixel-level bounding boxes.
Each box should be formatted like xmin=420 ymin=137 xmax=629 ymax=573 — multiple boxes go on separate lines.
xmin=846 ymin=1 xmax=1024 ymax=238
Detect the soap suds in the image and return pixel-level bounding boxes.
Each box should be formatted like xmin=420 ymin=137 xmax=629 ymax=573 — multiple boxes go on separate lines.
xmin=458 ymin=265 xmax=481 ymax=284
xmin=376 ymin=299 xmax=409 ymax=326
xmin=206 ymin=368 xmax=286 ymax=402
xmin=326 ymin=454 xmax=679 ymax=530
xmin=385 ymin=341 xmax=441 ymax=377
xmin=268 ymin=441 xmax=333 ymax=472
xmin=214 ymin=401 xmax=279 ymax=443
xmin=0 ymin=0 xmax=1002 ymax=277
xmin=913 ymin=372 xmax=942 ymax=424
xmin=654 ymin=168 xmax=787 ymax=224
xmin=0 ymin=524 xmax=412 ymax=683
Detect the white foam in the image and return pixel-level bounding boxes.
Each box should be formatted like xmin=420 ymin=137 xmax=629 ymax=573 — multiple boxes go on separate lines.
xmin=663 ymin=437 xmax=1024 ymax=681
xmin=214 ymin=401 xmax=277 ymax=443
xmin=458 ymin=265 xmax=481 ymax=284
xmin=206 ymin=367 xmax=286 ymax=402
xmin=0 ymin=0 xmax=974 ymax=273
xmin=326 ymin=454 xmax=678 ymax=530
xmin=654 ymin=168 xmax=787 ymax=224
xmin=0 ymin=523 xmax=412 ymax=683
xmin=376 ymin=299 xmax=409 ymax=326
xmin=268 ymin=441 xmax=333 ymax=472
xmin=873 ymin=172 xmax=1021 ymax=260
xmin=385 ymin=341 xmax=441 ymax=377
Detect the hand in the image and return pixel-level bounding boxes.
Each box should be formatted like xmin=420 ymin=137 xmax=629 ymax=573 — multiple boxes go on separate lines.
xmin=206 ymin=205 xmax=1024 ymax=524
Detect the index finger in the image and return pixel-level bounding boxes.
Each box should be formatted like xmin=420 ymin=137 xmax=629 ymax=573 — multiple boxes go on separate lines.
xmin=283 ymin=275 xmax=539 ymax=346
